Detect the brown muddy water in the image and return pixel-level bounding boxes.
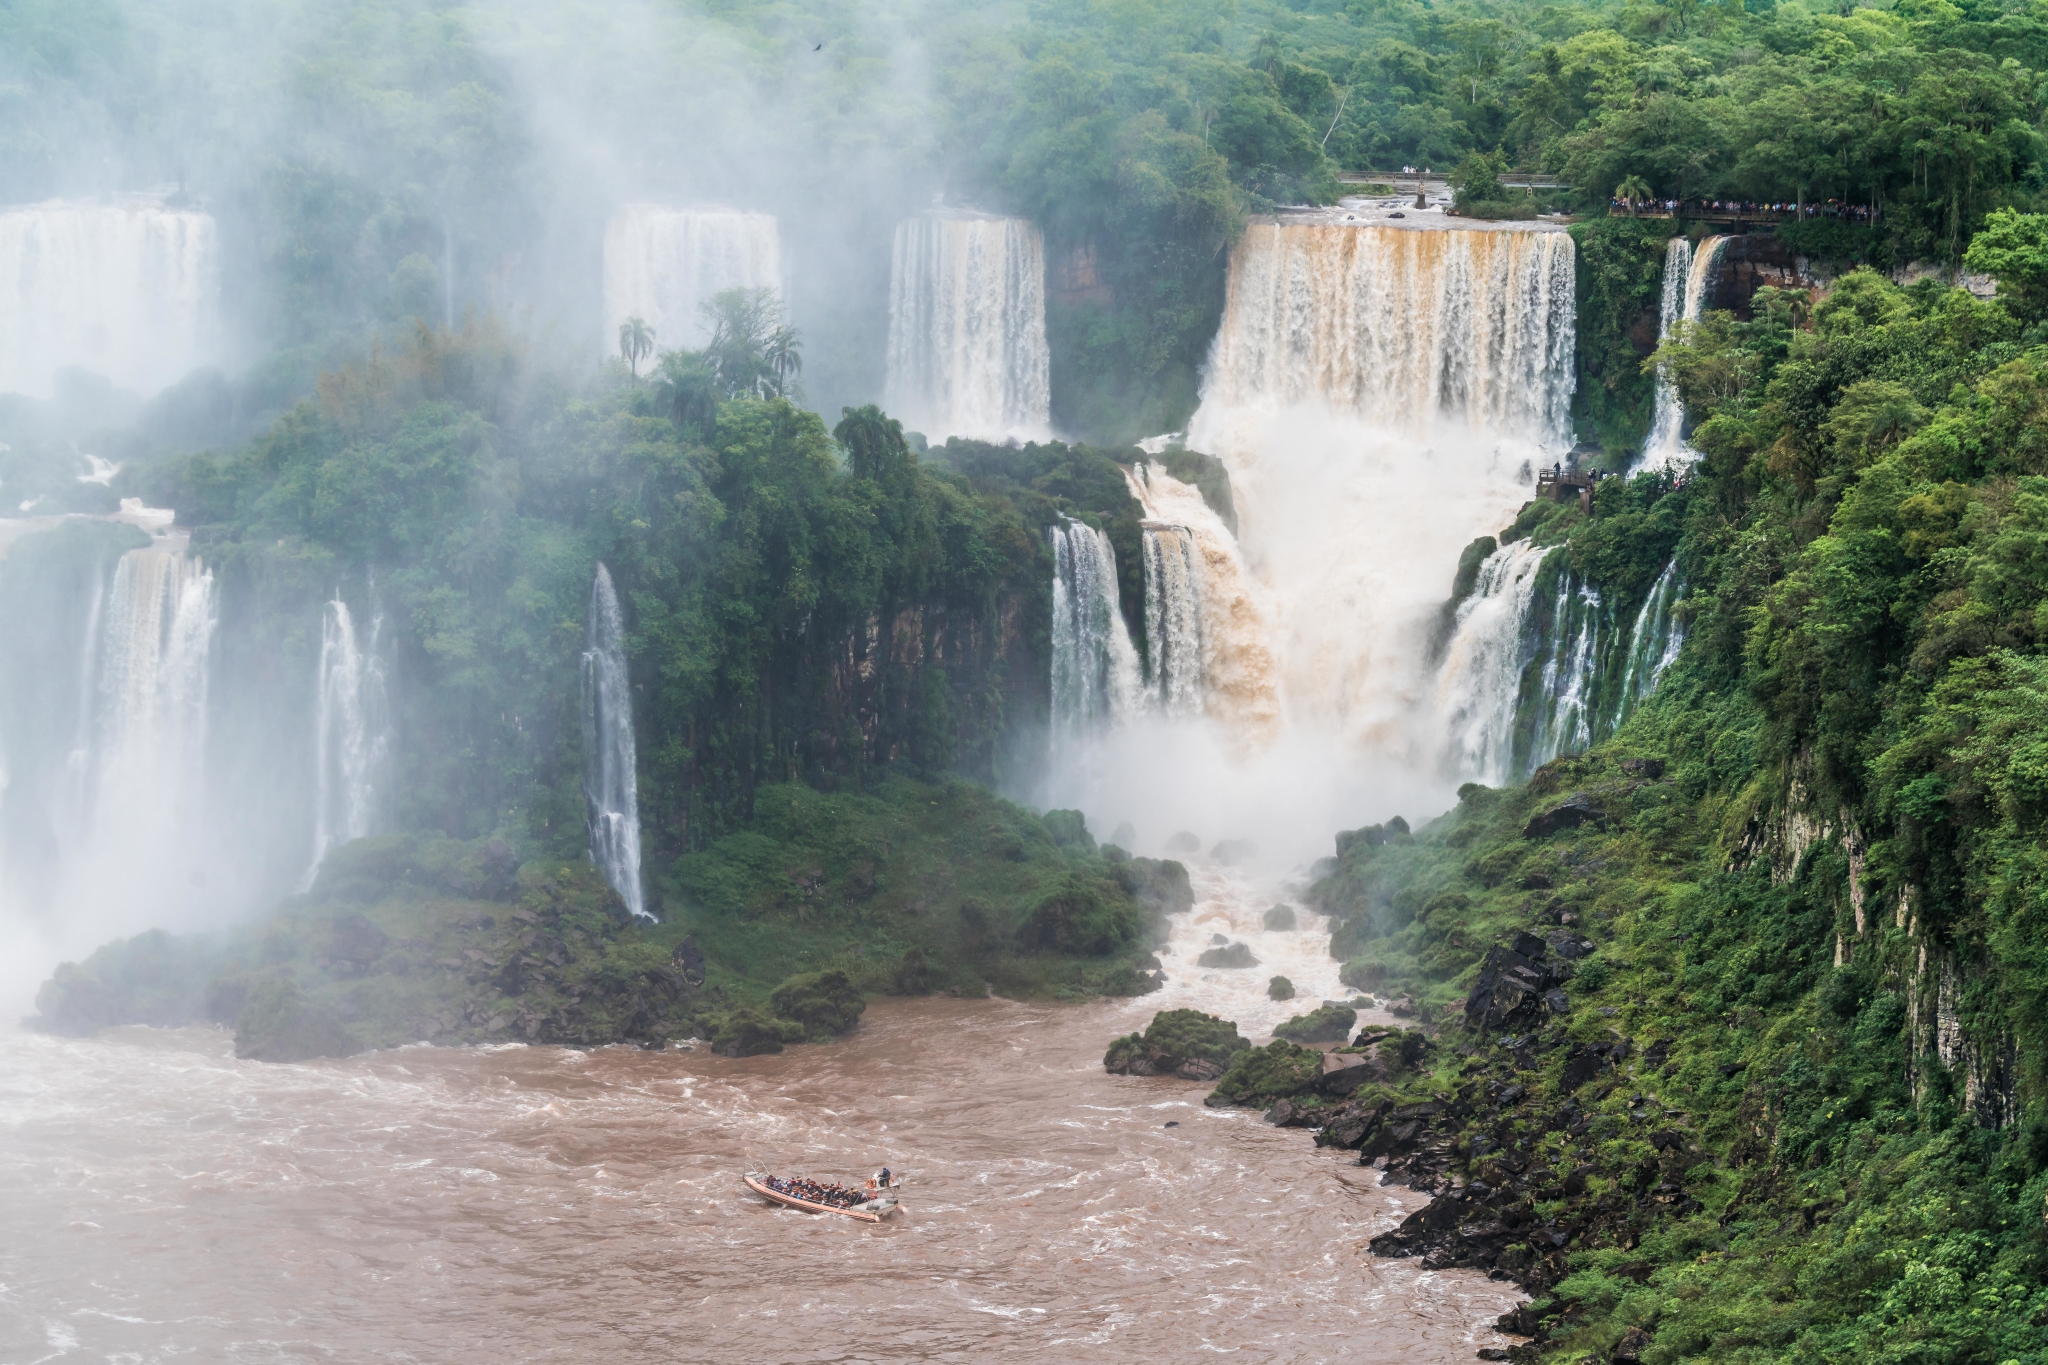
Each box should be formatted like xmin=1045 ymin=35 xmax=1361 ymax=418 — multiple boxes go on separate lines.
xmin=0 ymin=861 xmax=1521 ymax=1363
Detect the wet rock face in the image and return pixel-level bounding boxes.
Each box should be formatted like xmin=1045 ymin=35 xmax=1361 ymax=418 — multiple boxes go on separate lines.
xmin=1522 ymin=793 xmax=1605 ymax=839
xmin=1464 ymin=931 xmax=1588 ymax=1033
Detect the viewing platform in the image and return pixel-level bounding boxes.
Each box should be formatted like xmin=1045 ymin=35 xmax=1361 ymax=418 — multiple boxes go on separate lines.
xmin=1537 ymin=467 xmax=1602 ymax=513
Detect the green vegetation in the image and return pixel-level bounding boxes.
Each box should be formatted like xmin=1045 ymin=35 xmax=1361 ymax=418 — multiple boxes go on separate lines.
xmin=1298 ymin=229 xmax=2048 ymax=1360
xmin=1274 ymin=1002 xmax=1358 ymax=1044
xmin=1208 ymin=1038 xmax=1326 ymax=1108
xmin=1103 ymin=1008 xmax=1252 ymax=1078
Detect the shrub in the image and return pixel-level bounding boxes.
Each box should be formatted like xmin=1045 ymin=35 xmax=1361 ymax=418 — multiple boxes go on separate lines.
xmin=1208 ymin=1039 xmax=1324 ymax=1107
xmin=713 ymin=1005 xmax=805 ymax=1056
xmin=1268 ymin=975 xmax=1295 ymax=1000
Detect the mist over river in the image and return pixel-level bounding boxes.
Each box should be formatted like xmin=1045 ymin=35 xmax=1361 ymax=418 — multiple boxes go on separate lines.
xmin=0 ymin=862 xmax=1519 ymax=1363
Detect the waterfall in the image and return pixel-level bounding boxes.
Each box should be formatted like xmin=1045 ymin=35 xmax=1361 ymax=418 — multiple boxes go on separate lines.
xmin=885 ymin=214 xmax=1051 ymax=442
xmin=305 ymin=599 xmax=390 ymax=886
xmin=1197 ymin=223 xmax=1576 ymax=445
xmin=1185 ymin=222 xmax=1573 ymax=757
xmin=1524 ymin=572 xmax=1603 ymax=771
xmin=1435 ymin=539 xmax=1550 ymax=786
xmin=582 ymin=564 xmax=646 ymax=919
xmin=1141 ymin=523 xmax=1204 ymax=717
xmin=0 ymin=199 xmax=222 ymax=399
xmin=602 ymin=206 xmax=783 ymax=355
xmin=91 ymin=550 xmax=217 ymax=811
xmin=1620 ymin=561 xmax=1684 ymax=705
xmin=1640 ymin=235 xmax=1726 ymax=472
xmin=1048 ymin=518 xmax=1141 ymax=739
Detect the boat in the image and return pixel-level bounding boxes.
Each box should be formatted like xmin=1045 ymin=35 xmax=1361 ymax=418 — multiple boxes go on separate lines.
xmin=744 ymin=1172 xmax=903 ymax=1222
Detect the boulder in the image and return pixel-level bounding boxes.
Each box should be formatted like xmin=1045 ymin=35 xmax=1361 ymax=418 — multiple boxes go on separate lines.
xmin=769 ymin=968 xmax=866 ymax=1040
xmin=1262 ymin=904 xmax=1297 ymax=931
xmin=1104 ymin=1007 xmax=1251 ymax=1076
xmin=1465 ymin=937 xmax=1569 ymax=1033
xmin=1619 ymin=757 xmax=1665 ymax=779
xmin=1523 ymin=793 xmax=1605 ymax=839
xmin=1274 ymin=1003 xmax=1357 ymax=1044
xmin=1317 ymin=1049 xmax=1390 ymax=1094
xmin=1210 ymin=838 xmax=1259 ymax=866
xmin=1197 ymin=941 xmax=1259 ymax=969
xmin=1267 ymin=975 xmax=1295 ymax=1001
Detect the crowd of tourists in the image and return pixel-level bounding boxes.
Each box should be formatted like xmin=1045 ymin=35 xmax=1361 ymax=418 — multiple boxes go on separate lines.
xmin=1610 ymin=196 xmax=1879 ymax=222
xmin=761 ymin=1169 xmax=891 ymax=1208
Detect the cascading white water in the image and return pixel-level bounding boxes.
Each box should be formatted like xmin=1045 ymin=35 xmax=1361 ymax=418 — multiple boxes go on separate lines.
xmin=581 ymin=564 xmax=646 ymax=919
xmin=1048 ymin=518 xmax=1141 ymax=740
xmin=1186 ymin=222 xmax=1574 ymax=761
xmin=1435 ymin=539 xmax=1550 ymax=786
xmin=90 ymin=551 xmax=218 ymax=821
xmin=1620 ymin=561 xmax=1684 ymax=704
xmin=1141 ymin=523 xmax=1205 ymax=717
xmin=305 ymin=599 xmax=391 ymax=887
xmin=0 ymin=199 xmax=222 ymax=399
xmin=1525 ymin=573 xmax=1602 ymax=770
xmin=1200 ymin=223 xmax=1576 ymax=446
xmin=884 ymin=214 xmax=1051 ymax=442
xmin=1640 ymin=235 xmax=1726 ymax=473
xmin=602 ymin=206 xmax=783 ymax=355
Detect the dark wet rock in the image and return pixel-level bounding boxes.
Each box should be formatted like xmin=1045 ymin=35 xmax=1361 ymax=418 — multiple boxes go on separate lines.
xmin=1115 ymin=856 xmax=1195 ymax=916
xmin=1465 ymin=937 xmax=1568 ymax=1033
xmin=1522 ymin=793 xmax=1606 ymax=839
xmin=1318 ymin=1050 xmax=1389 ymax=1095
xmin=769 ymin=969 xmax=866 ymax=1041
xmin=1210 ymin=933 xmax=1229 ymax=945
xmin=1619 ymin=757 xmax=1665 ymax=779
xmin=1611 ymin=1326 xmax=1653 ymax=1363
xmin=1262 ymin=904 xmax=1297 ymax=931
xmin=1104 ymin=1008 xmax=1251 ymax=1077
xmin=1197 ymin=941 xmax=1259 ymax=969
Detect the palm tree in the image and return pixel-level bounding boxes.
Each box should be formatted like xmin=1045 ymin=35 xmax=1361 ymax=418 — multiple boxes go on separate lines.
xmin=618 ymin=316 xmax=655 ymax=378
xmin=1615 ymin=175 xmax=1654 ymax=212
xmin=763 ymin=324 xmax=804 ymax=399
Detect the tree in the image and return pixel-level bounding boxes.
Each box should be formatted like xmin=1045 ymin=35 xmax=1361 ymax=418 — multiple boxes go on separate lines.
xmin=618 ymin=316 xmax=655 ymax=379
xmin=1615 ymin=173 xmax=1653 ymax=207
xmin=1964 ymin=208 xmax=2048 ymax=321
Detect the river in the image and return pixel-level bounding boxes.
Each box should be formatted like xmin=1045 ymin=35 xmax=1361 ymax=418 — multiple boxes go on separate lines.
xmin=0 ymin=862 xmax=1520 ymax=1363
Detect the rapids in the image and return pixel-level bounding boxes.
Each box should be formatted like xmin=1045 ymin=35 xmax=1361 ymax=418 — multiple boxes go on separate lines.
xmin=0 ymin=862 xmax=1522 ymax=1362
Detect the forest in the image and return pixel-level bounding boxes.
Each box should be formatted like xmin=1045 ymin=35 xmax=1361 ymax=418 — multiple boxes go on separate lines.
xmin=7 ymin=0 xmax=2048 ymax=1360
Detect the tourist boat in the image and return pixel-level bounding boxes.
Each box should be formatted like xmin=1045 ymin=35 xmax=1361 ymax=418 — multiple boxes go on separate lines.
xmin=743 ymin=1173 xmax=903 ymax=1222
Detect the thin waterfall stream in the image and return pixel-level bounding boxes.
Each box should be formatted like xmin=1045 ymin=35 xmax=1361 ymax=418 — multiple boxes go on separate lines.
xmin=582 ymin=564 xmax=646 ymax=919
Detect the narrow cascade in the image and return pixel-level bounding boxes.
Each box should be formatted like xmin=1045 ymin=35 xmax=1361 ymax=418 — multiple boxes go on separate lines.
xmin=1640 ymin=235 xmax=1726 ymax=472
xmin=885 ymin=214 xmax=1051 ymax=442
xmin=1523 ymin=573 xmax=1603 ymax=771
xmin=305 ymin=599 xmax=391 ymax=887
xmin=0 ymin=200 xmax=221 ymax=398
xmin=1435 ymin=539 xmax=1550 ymax=786
xmin=1620 ymin=561 xmax=1684 ymax=704
xmin=1141 ymin=523 xmax=1205 ymax=717
xmin=582 ymin=564 xmax=646 ymax=919
xmin=602 ymin=206 xmax=782 ymax=354
xmin=1048 ymin=517 xmax=1141 ymax=740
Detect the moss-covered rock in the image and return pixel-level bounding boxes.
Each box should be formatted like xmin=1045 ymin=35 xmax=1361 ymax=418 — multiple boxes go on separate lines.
xmin=1267 ymin=975 xmax=1295 ymax=1000
xmin=28 ymin=929 xmax=224 ymax=1036
xmin=1103 ymin=1007 xmax=1251 ymax=1079
xmin=234 ymin=979 xmax=361 ymax=1062
xmin=768 ymin=969 xmax=866 ymax=1040
xmin=712 ymin=1006 xmax=806 ymax=1057
xmin=1262 ymin=904 xmax=1296 ymax=931
xmin=1206 ymin=1039 xmax=1324 ymax=1107
xmin=891 ymin=946 xmax=933 ymax=995
xmin=1274 ymin=1003 xmax=1357 ymax=1044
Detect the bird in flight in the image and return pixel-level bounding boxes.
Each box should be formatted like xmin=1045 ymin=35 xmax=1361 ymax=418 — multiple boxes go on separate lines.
xmin=813 ymin=42 xmax=823 ymax=50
